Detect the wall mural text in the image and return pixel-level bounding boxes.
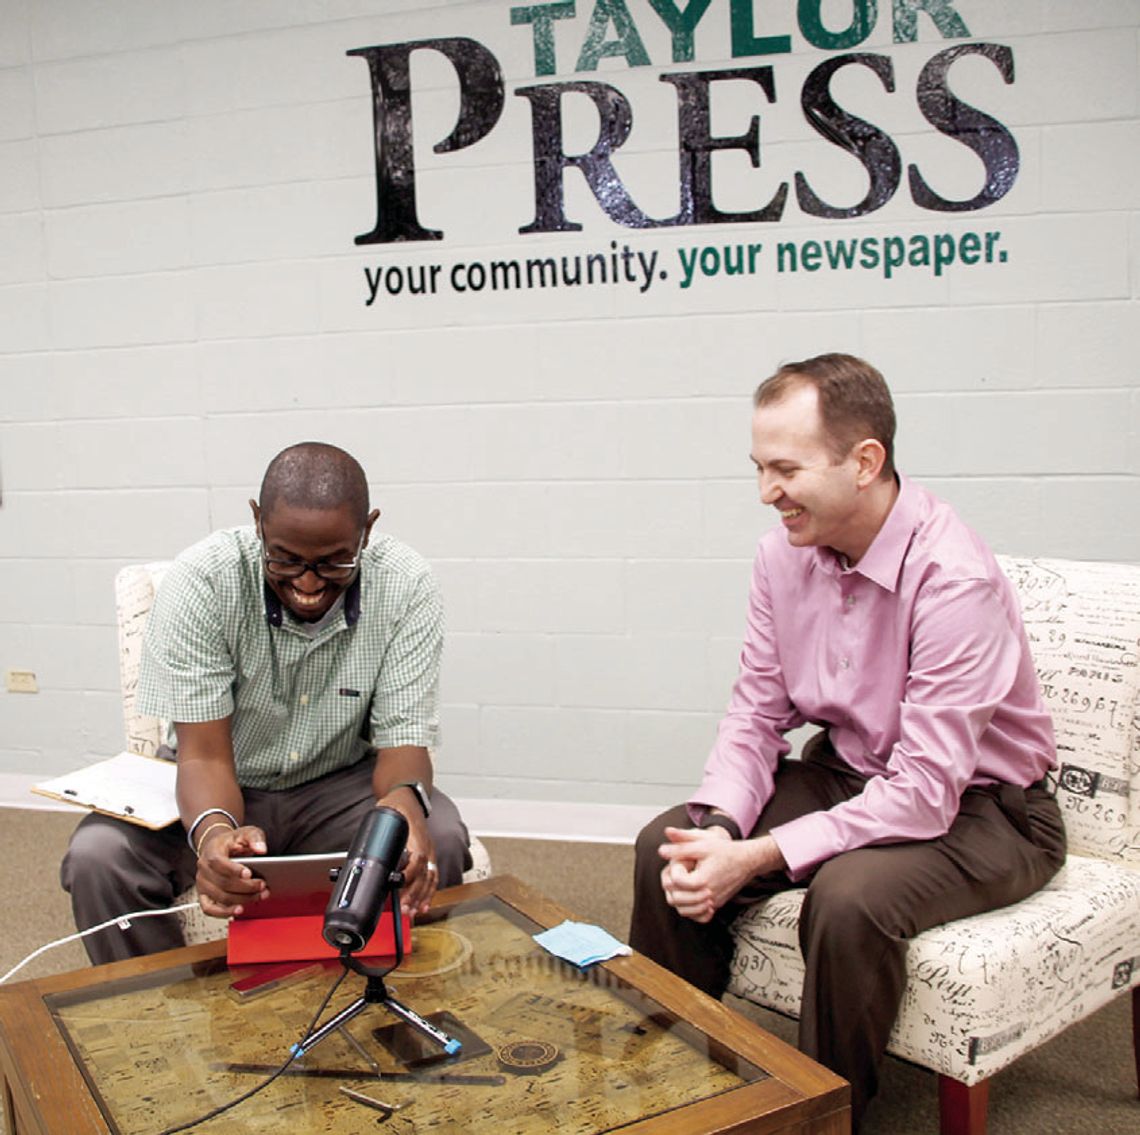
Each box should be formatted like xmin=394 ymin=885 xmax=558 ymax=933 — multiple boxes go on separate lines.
xmin=348 ymin=1 xmax=1019 ymax=303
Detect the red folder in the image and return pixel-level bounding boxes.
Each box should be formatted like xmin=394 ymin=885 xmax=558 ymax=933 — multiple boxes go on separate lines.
xmin=226 ymin=910 xmax=412 ymax=966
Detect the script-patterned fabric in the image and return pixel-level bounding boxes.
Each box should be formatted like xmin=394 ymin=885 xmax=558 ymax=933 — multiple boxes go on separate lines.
xmin=116 ymin=562 xmax=170 ymax=756
xmin=729 ymin=855 xmax=1140 ymax=1084
xmin=728 ymin=555 xmax=1140 ymax=1086
xmin=996 ymin=557 xmax=1140 ymax=864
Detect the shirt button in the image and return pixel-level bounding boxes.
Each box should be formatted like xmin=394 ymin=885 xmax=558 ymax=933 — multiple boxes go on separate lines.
xmin=845 ymin=595 xmax=856 ymax=608
xmin=839 ymin=658 xmax=851 ymax=670
xmin=289 ymin=750 xmax=300 ymax=761
xmin=300 ymin=694 xmax=309 ymax=706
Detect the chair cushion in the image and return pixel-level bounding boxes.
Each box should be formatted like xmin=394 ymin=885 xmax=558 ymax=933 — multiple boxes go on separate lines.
xmin=728 ymin=854 xmax=1140 ymax=1085
xmin=465 ymin=834 xmax=493 ymax=882
xmin=115 ymin=562 xmax=171 ymax=756
xmin=996 ymin=556 xmax=1140 ymax=866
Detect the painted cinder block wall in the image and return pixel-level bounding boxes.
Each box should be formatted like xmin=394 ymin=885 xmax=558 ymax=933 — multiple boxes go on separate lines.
xmin=1 ymin=2 xmax=1137 ymax=833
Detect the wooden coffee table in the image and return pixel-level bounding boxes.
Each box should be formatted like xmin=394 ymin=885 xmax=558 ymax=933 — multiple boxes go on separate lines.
xmin=0 ymin=876 xmax=848 ymax=1134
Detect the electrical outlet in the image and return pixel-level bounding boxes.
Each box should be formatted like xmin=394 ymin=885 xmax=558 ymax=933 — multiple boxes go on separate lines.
xmin=5 ymin=669 xmax=38 ymax=694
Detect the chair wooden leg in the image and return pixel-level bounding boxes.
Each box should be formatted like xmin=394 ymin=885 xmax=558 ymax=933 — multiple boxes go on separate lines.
xmin=938 ymin=1074 xmax=989 ymax=1135
xmin=1132 ymin=985 xmax=1139 ymax=1099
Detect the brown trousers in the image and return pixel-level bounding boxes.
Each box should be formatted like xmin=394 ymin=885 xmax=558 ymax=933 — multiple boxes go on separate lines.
xmin=629 ymin=737 xmax=1066 ymax=1129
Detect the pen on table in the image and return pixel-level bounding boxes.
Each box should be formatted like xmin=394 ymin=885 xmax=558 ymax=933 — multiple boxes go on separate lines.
xmin=340 ymin=1086 xmax=402 ymax=1115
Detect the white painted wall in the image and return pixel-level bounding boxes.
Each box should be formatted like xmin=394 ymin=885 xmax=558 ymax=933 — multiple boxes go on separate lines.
xmin=1 ymin=2 xmax=1137 ymax=838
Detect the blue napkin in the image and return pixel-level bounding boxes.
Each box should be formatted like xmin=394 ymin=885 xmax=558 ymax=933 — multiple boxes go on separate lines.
xmin=533 ymin=920 xmax=633 ymax=968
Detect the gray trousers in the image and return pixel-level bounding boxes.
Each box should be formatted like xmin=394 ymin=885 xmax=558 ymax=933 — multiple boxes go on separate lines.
xmin=60 ymin=754 xmax=472 ymax=965
xmin=629 ymin=736 xmax=1066 ymax=1130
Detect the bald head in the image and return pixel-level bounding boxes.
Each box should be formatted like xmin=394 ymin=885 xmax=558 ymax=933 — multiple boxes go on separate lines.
xmin=258 ymin=443 xmax=370 ymax=527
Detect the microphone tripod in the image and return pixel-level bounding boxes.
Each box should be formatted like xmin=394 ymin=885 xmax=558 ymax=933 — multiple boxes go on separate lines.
xmin=290 ymin=883 xmax=461 ymax=1064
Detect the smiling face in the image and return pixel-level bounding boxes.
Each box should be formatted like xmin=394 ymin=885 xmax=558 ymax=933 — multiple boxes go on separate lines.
xmin=251 ymin=499 xmax=377 ymax=622
xmin=751 ymin=383 xmax=887 ymax=564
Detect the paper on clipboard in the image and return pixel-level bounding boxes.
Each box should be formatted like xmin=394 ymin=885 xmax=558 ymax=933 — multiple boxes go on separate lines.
xmin=32 ymin=752 xmax=179 ymax=829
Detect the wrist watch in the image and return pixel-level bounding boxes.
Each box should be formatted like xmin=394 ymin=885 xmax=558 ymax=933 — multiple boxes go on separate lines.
xmin=391 ymin=780 xmax=432 ymax=818
xmin=698 ymin=811 xmax=741 ymax=840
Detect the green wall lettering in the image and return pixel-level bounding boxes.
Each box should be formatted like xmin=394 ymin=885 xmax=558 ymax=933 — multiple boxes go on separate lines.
xmin=576 ymin=0 xmax=651 ymax=71
xmin=798 ymin=0 xmax=877 ymax=51
xmin=892 ymin=0 xmax=969 ymax=44
xmin=647 ymin=0 xmax=716 ymax=63
xmin=730 ymin=0 xmax=793 ymax=58
xmin=511 ymin=2 xmax=577 ymax=77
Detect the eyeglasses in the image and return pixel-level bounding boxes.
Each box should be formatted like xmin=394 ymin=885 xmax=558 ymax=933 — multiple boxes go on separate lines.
xmin=260 ymin=536 xmax=364 ymax=583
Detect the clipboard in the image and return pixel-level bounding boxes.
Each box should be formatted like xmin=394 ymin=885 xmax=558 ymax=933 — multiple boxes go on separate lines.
xmin=31 ymin=752 xmax=179 ymax=830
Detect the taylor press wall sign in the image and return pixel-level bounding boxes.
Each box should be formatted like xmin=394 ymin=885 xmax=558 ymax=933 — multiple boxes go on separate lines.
xmin=349 ymin=1 xmax=1023 ymax=305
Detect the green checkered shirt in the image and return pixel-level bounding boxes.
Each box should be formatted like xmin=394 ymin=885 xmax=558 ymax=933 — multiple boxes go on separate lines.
xmin=136 ymin=526 xmax=442 ymax=790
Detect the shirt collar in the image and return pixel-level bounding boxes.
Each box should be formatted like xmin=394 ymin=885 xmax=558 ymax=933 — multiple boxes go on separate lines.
xmin=808 ymin=474 xmax=917 ymax=592
xmin=847 ymin=474 xmax=918 ymax=593
xmin=263 ymin=574 xmax=362 ymax=629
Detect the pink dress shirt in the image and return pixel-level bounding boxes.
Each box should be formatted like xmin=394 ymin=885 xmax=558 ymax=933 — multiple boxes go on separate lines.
xmin=691 ymin=475 xmax=1056 ymax=881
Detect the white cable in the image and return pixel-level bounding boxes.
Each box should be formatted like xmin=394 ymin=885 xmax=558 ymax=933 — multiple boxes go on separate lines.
xmin=1 ymin=902 xmax=201 ymax=985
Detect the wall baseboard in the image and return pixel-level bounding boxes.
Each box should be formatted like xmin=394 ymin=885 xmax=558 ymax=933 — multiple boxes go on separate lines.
xmin=456 ymin=798 xmax=657 ymax=844
xmin=0 ymin=775 xmax=55 ymax=811
xmin=0 ymin=775 xmax=657 ymax=845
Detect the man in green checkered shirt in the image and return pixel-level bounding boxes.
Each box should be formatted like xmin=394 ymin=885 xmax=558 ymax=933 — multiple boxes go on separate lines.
xmin=62 ymin=443 xmax=472 ymax=962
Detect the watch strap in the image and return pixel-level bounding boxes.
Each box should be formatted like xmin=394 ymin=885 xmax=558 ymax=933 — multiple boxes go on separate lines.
xmin=698 ymin=812 xmax=741 ymax=841
xmin=392 ymin=780 xmax=431 ymax=818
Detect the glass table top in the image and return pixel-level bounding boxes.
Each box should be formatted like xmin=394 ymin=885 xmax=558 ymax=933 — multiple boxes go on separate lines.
xmin=47 ymin=893 xmax=766 ymax=1134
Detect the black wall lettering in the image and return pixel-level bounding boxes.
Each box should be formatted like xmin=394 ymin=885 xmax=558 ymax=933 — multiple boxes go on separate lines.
xmin=661 ymin=67 xmax=788 ymax=225
xmin=350 ymin=38 xmax=505 ymax=244
xmin=515 ymin=81 xmax=661 ymax=233
xmin=908 ymin=43 xmax=1019 ymax=212
xmin=795 ymin=53 xmax=901 ymax=219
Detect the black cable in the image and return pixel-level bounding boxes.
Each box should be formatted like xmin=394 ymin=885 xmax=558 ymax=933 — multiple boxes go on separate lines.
xmin=156 ymin=964 xmax=350 ymax=1135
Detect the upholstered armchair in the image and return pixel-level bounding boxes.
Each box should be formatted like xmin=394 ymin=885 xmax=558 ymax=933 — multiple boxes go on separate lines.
xmin=115 ymin=563 xmax=492 ymax=945
xmin=726 ymin=557 xmax=1140 ymax=1135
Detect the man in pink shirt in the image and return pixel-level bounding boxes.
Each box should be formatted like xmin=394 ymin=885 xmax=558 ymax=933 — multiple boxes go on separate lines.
xmin=630 ymin=354 xmax=1065 ymax=1130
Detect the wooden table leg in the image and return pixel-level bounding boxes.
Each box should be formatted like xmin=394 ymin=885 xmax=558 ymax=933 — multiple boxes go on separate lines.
xmin=3 ymin=1073 xmax=20 ymax=1135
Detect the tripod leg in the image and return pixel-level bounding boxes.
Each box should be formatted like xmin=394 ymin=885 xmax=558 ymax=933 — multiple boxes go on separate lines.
xmin=383 ymin=995 xmax=462 ymax=1055
xmin=291 ymin=996 xmax=369 ymax=1061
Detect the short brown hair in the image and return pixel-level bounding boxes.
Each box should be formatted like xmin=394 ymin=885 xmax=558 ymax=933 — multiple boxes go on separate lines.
xmin=754 ymin=353 xmax=896 ymax=480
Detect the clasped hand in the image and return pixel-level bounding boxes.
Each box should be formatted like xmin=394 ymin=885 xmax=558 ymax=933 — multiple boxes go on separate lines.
xmin=658 ymin=826 xmax=783 ymax=923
